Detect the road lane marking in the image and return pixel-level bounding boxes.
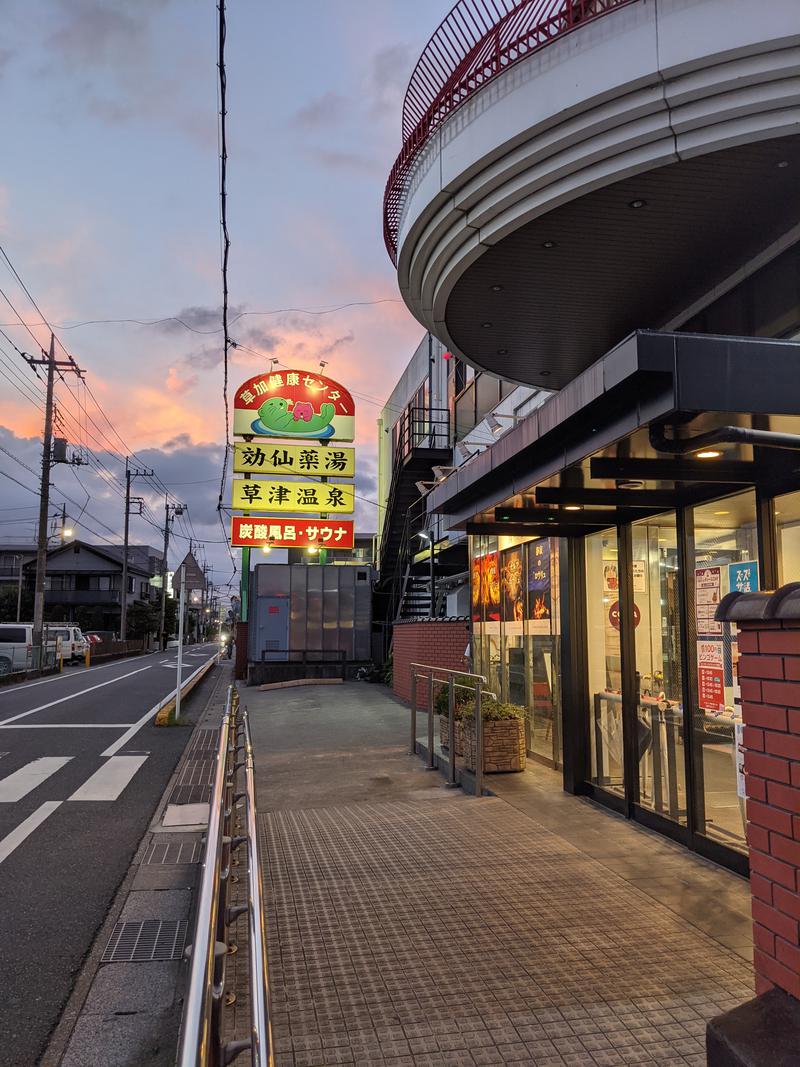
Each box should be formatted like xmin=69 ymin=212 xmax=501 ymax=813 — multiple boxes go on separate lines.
xmin=0 ymin=666 xmax=153 ymax=727
xmin=0 ymin=801 xmax=62 ymax=865
xmin=0 ymin=653 xmax=163 ymax=695
xmin=0 ymin=723 xmax=137 ymax=729
xmin=0 ymin=757 xmax=73 ymax=801
xmin=68 ymin=755 xmax=148 ymax=801
xmin=102 ymin=654 xmax=217 ymax=758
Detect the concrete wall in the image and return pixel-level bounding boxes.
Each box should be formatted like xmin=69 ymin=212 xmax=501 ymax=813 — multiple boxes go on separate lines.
xmin=393 ymin=618 xmax=470 ymax=705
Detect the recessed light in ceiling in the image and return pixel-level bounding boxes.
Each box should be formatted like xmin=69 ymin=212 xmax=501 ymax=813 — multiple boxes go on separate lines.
xmin=696 ymin=449 xmax=722 ymax=459
xmin=490 ymin=284 xmax=504 ymax=291
xmin=778 ymin=160 xmax=790 ymax=169
xmin=540 ymin=370 xmax=551 ymax=376
xmin=616 ymin=479 xmax=643 ymax=490
xmin=542 ymin=240 xmax=557 ymax=249
xmin=628 ymin=198 xmax=647 ymax=209
xmin=714 ymin=510 xmax=730 ymax=516
xmin=481 ymin=321 xmax=493 ymax=328
xmin=563 ymin=505 xmax=582 ymax=512
xmin=497 ymin=348 xmax=508 ymax=355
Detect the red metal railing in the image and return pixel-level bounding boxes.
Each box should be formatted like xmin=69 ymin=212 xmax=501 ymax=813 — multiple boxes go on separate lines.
xmin=383 ymin=0 xmax=639 ymax=263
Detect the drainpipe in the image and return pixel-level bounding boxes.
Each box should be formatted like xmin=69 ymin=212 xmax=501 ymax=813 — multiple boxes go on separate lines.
xmin=649 ymin=423 xmax=800 ymax=454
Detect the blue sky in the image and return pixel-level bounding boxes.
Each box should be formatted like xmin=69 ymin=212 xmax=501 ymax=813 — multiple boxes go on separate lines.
xmin=0 ymin=0 xmax=446 ymax=588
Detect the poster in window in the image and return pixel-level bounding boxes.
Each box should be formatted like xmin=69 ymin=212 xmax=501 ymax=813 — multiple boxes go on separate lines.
xmin=603 ymin=562 xmax=619 ymax=594
xmin=500 ymin=546 xmax=524 ymax=623
xmin=471 ymin=555 xmax=482 ymax=622
xmin=527 ymin=539 xmax=552 ymax=634
xmin=695 ymin=566 xmax=723 ymax=636
xmin=483 ymin=551 xmax=501 ymax=622
xmin=697 ymin=639 xmax=725 ymax=714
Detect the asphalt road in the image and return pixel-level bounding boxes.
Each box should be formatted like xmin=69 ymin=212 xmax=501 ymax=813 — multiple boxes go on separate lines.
xmin=0 ymin=644 xmax=219 ymax=1067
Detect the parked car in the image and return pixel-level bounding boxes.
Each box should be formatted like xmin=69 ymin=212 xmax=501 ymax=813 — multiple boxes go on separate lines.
xmin=85 ymin=633 xmax=104 ymax=646
xmin=0 ymin=624 xmax=61 ymax=676
xmin=45 ymin=625 xmax=89 ymax=664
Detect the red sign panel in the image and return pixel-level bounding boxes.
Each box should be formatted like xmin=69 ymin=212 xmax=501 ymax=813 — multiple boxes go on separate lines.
xmin=230 ymin=515 xmax=354 ymax=550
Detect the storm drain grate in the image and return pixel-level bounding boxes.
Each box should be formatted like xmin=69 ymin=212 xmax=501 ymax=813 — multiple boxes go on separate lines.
xmin=101 ymin=920 xmax=188 ymax=963
xmin=144 ymin=839 xmax=202 ymax=865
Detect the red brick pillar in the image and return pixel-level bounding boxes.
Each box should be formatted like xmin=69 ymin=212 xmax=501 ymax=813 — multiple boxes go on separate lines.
xmin=717 ymin=585 xmax=800 ymax=1002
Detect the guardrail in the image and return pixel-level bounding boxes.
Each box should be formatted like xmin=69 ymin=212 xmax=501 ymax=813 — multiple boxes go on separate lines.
xmin=176 ymin=685 xmax=272 ymax=1067
xmin=383 ymin=0 xmax=638 ymax=262
xmin=410 ymin=663 xmax=495 ymax=796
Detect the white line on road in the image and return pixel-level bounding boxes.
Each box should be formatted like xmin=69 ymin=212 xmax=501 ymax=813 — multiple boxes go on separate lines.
xmin=101 ymin=654 xmax=217 ymax=758
xmin=0 ymin=801 xmax=62 ymax=865
xmin=0 ymin=757 xmax=73 ymax=802
xmin=0 ymin=652 xmax=162 ymax=695
xmin=68 ymin=755 xmax=148 ymax=801
xmin=0 ymin=666 xmax=152 ymax=727
xmin=0 ymin=723 xmax=137 ymax=729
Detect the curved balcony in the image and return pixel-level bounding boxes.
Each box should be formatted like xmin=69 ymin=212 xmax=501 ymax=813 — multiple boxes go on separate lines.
xmin=385 ymin=0 xmax=800 ymax=388
xmin=384 ymin=0 xmax=634 ymax=263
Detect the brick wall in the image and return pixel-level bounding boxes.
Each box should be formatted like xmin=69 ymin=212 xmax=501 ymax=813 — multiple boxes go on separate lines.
xmin=392 ymin=619 xmax=470 ymax=705
xmin=738 ymin=618 xmax=800 ymax=999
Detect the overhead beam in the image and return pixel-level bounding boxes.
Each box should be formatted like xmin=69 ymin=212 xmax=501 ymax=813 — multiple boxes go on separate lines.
xmin=589 ymin=457 xmax=761 ymax=484
xmin=536 ymin=487 xmax=680 ymax=508
xmin=466 ymin=522 xmax=587 ymax=538
xmin=494 ymin=507 xmax=664 ymax=526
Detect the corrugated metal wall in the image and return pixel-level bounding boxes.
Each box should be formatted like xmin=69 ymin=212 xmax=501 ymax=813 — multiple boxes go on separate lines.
xmin=251 ymin=564 xmax=372 ymax=662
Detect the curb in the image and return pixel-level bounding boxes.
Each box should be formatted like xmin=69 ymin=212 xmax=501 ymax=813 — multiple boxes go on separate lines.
xmin=154 ymin=653 xmax=219 ymax=726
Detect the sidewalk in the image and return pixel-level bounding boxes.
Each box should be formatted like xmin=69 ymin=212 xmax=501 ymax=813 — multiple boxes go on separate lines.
xmin=245 ymin=682 xmax=754 ymax=1066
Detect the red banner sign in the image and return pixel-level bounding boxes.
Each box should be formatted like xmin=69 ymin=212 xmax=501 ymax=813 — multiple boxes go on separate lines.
xmin=231 ymin=515 xmax=354 ymax=550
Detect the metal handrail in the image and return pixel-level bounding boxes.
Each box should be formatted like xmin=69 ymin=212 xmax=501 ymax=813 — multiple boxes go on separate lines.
xmin=409 ymin=663 xmax=494 ymax=796
xmin=383 ymin=0 xmax=639 ymax=262
xmin=177 ymin=685 xmax=273 ymax=1067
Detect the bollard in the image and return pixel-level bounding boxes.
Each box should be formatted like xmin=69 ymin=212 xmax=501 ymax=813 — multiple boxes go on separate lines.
xmin=84 ymin=647 xmax=90 ymax=669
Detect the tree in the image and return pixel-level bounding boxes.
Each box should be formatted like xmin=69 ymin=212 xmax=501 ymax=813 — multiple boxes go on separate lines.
xmin=127 ymin=601 xmax=160 ymax=640
xmin=163 ymin=596 xmax=178 ymax=640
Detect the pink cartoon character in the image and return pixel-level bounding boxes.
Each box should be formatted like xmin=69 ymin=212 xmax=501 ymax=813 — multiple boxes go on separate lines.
xmin=292 ymin=402 xmax=314 ymax=422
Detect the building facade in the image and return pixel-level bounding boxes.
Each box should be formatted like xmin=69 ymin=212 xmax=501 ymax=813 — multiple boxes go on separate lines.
xmin=384 ymin=0 xmax=800 ymax=877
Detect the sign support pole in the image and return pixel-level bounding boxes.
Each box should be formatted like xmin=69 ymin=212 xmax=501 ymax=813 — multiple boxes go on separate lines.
xmin=240 ymin=547 xmax=250 ymax=623
xmin=175 ymin=564 xmax=186 ymax=722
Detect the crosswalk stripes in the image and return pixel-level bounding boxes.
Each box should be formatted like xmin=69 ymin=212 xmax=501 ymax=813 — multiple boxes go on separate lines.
xmin=0 ymin=757 xmax=73 ymax=802
xmin=68 ymin=755 xmax=148 ymax=802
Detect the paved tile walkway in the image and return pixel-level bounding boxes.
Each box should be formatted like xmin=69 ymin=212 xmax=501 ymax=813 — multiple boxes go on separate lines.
xmin=260 ymin=794 xmax=753 ymax=1066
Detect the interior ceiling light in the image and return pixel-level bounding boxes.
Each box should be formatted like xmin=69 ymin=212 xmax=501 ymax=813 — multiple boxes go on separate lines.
xmin=778 ymin=160 xmax=790 ymax=168
xmin=714 ymin=510 xmax=730 ymax=516
xmin=490 ymin=284 xmax=503 ymax=291
xmin=616 ymin=479 xmax=644 ymax=490
xmin=541 ymin=370 xmax=551 ymax=377
xmin=481 ymin=321 xmax=493 ymax=328
xmin=628 ymin=198 xmax=647 ymax=209
xmin=497 ymin=348 xmax=508 ymax=355
xmin=696 ymin=449 xmax=722 ymax=459
xmin=563 ymin=505 xmax=583 ymax=512
xmin=542 ymin=240 xmax=557 ymax=249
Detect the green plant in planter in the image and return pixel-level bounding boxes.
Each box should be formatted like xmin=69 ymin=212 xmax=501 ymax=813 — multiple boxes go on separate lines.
xmin=434 ymin=674 xmax=476 ymax=717
xmin=481 ymin=699 xmax=525 ymax=722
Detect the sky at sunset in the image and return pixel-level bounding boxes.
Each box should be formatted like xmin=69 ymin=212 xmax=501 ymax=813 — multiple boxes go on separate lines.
xmin=0 ymin=0 xmax=446 ymax=591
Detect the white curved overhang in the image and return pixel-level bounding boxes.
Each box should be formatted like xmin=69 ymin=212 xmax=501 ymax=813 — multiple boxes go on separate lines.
xmin=395 ymin=0 xmax=800 ymax=386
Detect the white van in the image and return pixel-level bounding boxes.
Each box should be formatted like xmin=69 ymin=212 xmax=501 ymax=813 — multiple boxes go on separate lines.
xmin=0 ymin=624 xmax=61 ymax=675
xmin=46 ymin=625 xmax=89 ymax=664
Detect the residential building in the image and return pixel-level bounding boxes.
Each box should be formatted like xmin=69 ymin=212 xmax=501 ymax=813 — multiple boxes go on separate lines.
xmin=383 ymin=0 xmax=800 ymax=883
xmin=21 ymin=540 xmax=163 ymax=632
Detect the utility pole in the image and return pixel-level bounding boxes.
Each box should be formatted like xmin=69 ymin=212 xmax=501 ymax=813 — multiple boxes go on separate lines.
xmin=120 ymin=461 xmax=154 ymax=640
xmin=25 ymin=333 xmax=83 ymax=666
xmin=158 ymin=495 xmax=183 ymax=651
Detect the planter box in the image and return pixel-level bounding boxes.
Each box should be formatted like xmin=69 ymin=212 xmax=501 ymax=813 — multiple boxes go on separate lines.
xmin=439 ymin=716 xmax=465 ymax=756
xmin=463 ymin=717 xmax=526 ymax=773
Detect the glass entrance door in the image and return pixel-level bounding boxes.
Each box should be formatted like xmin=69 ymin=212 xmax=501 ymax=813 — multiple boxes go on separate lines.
xmin=631 ymin=515 xmax=687 ymax=824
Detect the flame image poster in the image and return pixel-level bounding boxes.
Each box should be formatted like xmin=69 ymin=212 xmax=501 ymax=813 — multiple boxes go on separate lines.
xmin=527 ymin=539 xmax=552 ymax=634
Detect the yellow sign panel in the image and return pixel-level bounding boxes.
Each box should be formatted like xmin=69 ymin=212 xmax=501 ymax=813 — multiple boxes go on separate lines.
xmin=232 ymin=479 xmax=355 ymax=514
xmin=232 ymin=442 xmax=355 ymax=478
